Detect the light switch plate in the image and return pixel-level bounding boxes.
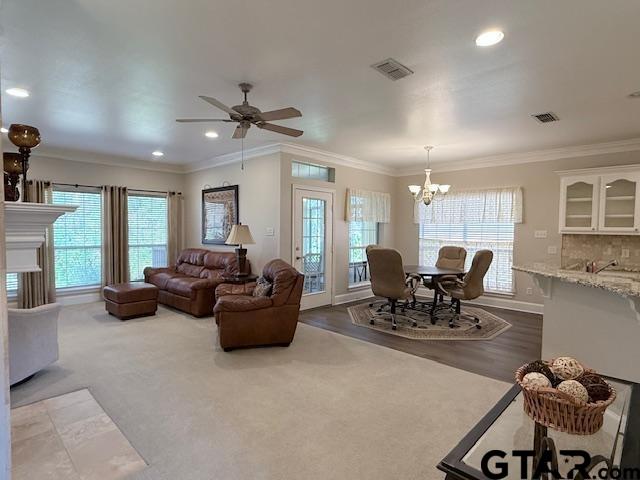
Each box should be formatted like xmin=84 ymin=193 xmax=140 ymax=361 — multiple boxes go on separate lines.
xmin=265 ymin=227 xmax=275 ymax=236
xmin=534 ymin=230 xmax=548 ymax=239
xmin=547 ymin=246 xmax=558 ymax=255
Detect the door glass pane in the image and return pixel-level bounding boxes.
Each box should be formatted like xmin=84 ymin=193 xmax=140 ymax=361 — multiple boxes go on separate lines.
xmin=302 ymin=197 xmax=325 ymax=294
xmin=565 ymin=182 xmax=593 ymax=228
xmin=604 ymin=179 xmax=636 ymax=228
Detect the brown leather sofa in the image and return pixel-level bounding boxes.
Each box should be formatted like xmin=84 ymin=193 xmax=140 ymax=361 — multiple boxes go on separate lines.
xmin=214 ymin=259 xmax=304 ymax=351
xmin=144 ymin=248 xmax=248 ymax=317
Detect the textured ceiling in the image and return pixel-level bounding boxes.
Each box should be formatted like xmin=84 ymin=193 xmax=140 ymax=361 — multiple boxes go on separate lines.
xmin=1 ymin=0 xmax=639 ymax=168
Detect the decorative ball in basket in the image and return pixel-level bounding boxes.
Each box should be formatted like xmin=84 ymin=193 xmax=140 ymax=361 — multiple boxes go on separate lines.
xmin=515 ymin=357 xmax=616 ymax=435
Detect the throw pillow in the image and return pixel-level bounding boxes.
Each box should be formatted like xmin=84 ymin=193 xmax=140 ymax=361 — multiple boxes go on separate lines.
xmin=252 ymin=276 xmax=273 ymax=297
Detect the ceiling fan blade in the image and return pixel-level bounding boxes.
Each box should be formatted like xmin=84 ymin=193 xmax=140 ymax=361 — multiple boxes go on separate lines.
xmin=176 ymin=118 xmax=234 ymax=123
xmin=257 ymin=122 xmax=303 ymax=137
xmin=232 ymin=124 xmax=248 ymax=139
xmin=198 ymin=95 xmax=237 ymax=115
xmin=257 ymin=107 xmax=302 ymax=122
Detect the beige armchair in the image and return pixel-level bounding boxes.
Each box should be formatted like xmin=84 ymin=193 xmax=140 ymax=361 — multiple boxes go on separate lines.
xmin=436 ymin=250 xmax=493 ymax=328
xmin=367 ymin=247 xmax=413 ymax=329
xmin=9 ymin=303 xmax=61 ymax=385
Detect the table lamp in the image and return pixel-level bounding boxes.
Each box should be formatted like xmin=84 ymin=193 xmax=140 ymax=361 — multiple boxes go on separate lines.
xmin=225 ymin=224 xmax=255 ymax=276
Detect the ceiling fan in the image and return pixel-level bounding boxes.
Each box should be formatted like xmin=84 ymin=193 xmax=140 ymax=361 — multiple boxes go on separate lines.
xmin=176 ymin=83 xmax=303 ymax=139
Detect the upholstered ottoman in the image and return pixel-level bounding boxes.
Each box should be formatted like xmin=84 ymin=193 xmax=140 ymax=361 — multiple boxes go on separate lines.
xmin=103 ymin=283 xmax=159 ymax=320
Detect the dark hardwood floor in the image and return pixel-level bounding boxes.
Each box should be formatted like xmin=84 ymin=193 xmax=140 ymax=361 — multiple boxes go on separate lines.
xmin=299 ymin=298 xmax=542 ymax=383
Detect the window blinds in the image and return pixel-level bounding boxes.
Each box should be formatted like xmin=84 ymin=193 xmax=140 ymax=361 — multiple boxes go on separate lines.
xmin=52 ymin=189 xmax=103 ymax=289
xmin=128 ymin=194 xmax=168 ymax=281
xmin=417 ymin=187 xmax=521 ymax=294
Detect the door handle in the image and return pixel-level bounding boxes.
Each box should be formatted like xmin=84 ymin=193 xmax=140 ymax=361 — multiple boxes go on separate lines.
xmin=296 ymin=256 xmax=302 ymax=260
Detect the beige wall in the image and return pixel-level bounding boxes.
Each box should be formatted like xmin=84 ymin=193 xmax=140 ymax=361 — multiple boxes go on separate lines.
xmin=279 ymin=153 xmax=395 ymax=298
xmin=394 ymin=150 xmax=640 ymax=304
xmin=29 ymin=155 xmax=185 ymax=193
xmin=183 ymin=153 xmax=281 ymax=274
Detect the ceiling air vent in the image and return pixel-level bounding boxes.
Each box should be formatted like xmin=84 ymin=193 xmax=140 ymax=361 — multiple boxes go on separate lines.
xmin=532 ymin=112 xmax=559 ymax=123
xmin=371 ymin=58 xmax=414 ymax=81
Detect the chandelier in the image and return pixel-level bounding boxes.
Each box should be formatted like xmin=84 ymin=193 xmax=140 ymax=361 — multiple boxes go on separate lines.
xmin=407 ymin=146 xmax=450 ymax=206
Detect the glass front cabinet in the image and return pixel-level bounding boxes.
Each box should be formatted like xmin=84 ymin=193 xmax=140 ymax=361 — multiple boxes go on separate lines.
xmin=559 ymin=169 xmax=640 ymax=234
xmin=559 ymin=175 xmax=600 ymax=232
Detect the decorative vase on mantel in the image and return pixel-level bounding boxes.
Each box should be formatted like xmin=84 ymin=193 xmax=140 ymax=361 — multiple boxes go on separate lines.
xmin=3 ymin=152 xmax=24 ymax=202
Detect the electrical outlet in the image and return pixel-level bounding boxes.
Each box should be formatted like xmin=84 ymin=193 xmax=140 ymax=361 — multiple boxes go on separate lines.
xmin=534 ymin=230 xmax=548 ymax=239
xmin=526 ymin=288 xmax=533 ymax=295
xmin=547 ymin=245 xmax=558 ymax=255
xmin=622 ymin=248 xmax=630 ymax=258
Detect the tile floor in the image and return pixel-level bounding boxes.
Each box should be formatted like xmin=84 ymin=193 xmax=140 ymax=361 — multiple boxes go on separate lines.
xmin=11 ymin=388 xmax=147 ymax=480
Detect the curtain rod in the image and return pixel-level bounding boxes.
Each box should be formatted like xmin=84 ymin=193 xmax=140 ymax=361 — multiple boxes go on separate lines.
xmin=50 ymin=182 xmax=182 ymax=195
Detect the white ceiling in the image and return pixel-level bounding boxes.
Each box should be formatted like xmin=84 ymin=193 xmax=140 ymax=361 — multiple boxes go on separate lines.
xmin=1 ymin=0 xmax=639 ymax=169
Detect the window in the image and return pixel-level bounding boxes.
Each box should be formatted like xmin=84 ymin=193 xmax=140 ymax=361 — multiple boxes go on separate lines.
xmin=349 ymin=221 xmax=378 ymax=286
xmin=128 ymin=194 xmax=168 ymax=281
xmin=6 ymin=273 xmax=18 ymax=297
xmin=346 ymin=189 xmax=390 ymax=287
xmin=417 ymin=187 xmax=522 ymax=294
xmin=53 ymin=189 xmax=103 ymax=289
xmin=292 ymin=161 xmax=334 ymax=182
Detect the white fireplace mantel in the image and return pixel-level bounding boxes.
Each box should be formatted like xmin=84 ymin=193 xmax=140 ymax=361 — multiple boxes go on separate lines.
xmin=4 ymin=202 xmax=77 ymax=273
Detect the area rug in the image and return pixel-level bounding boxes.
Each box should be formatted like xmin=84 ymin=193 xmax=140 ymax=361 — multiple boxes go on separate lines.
xmin=347 ymin=302 xmax=512 ymax=340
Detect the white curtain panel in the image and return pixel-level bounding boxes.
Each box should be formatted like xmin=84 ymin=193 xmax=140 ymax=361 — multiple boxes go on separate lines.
xmin=414 ymin=186 xmax=523 ymax=225
xmin=346 ymin=188 xmax=391 ymax=223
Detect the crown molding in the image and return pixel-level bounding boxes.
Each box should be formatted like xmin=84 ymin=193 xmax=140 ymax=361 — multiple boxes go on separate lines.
xmin=183 ymin=142 xmax=394 ymax=175
xmin=394 ymin=137 xmax=640 ymax=177
xmin=30 ymin=146 xmax=186 ymax=174
xmin=185 ymin=143 xmax=281 ymax=173
xmin=278 ymin=143 xmax=394 ymax=176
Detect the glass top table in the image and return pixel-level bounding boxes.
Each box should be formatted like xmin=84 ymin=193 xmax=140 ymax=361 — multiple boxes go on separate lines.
xmin=438 ymin=379 xmax=639 ymax=480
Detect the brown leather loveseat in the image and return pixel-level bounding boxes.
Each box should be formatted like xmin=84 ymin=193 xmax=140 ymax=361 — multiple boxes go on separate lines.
xmin=144 ymin=248 xmax=248 ymax=317
xmin=214 ymin=259 xmax=304 ymax=351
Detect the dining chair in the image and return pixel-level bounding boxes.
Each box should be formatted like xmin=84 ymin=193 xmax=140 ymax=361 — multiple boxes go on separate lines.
xmin=420 ymin=246 xmax=467 ymax=310
xmin=367 ymin=247 xmax=414 ymax=329
xmin=436 ymin=250 xmax=493 ymax=328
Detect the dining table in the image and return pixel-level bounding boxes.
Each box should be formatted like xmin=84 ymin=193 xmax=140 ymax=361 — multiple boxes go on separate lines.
xmin=403 ymin=265 xmax=467 ymax=319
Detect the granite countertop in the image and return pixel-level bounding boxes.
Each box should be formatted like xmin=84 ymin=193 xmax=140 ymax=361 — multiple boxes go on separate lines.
xmin=513 ymin=263 xmax=640 ymax=298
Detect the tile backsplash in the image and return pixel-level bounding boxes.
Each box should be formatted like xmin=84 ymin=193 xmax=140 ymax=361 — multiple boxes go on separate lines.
xmin=561 ymin=234 xmax=640 ymax=270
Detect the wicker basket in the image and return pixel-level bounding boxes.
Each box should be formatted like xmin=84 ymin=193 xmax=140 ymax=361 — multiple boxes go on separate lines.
xmin=515 ymin=362 xmax=616 ymax=435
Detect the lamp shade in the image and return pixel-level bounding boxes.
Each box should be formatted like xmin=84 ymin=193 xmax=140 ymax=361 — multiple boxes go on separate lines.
xmin=225 ymin=224 xmax=255 ymax=245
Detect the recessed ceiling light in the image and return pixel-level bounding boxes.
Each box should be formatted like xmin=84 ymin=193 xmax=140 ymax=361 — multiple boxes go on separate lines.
xmin=205 ymin=130 xmax=219 ymax=139
xmin=475 ymin=30 xmax=504 ymax=47
xmin=0 ymin=127 xmax=7 ymax=134
xmin=629 ymin=90 xmax=640 ymax=98
xmin=5 ymin=87 xmax=30 ymax=98
xmin=152 ymin=151 xmax=164 ymax=157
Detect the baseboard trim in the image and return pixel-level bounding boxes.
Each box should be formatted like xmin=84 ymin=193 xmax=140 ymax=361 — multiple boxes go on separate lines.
xmin=334 ymin=287 xmax=543 ymax=314
xmin=415 ymin=288 xmax=543 ymax=314
xmin=56 ymin=292 xmax=102 ymax=306
xmin=333 ymin=288 xmax=374 ymax=306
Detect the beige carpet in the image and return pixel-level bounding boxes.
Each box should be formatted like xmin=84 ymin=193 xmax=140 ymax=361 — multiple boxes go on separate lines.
xmin=10 ymin=302 xmax=510 ymax=480
xmin=348 ymin=302 xmax=512 ymax=340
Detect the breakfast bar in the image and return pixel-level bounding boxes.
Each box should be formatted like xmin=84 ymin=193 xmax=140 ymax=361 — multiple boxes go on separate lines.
xmin=514 ymin=263 xmax=640 ymax=383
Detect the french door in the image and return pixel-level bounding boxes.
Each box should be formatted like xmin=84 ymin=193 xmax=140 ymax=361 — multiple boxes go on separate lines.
xmin=292 ymin=186 xmax=334 ymax=310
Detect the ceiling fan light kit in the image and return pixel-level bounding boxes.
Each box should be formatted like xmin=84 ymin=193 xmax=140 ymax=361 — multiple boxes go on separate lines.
xmin=408 ymin=146 xmax=451 ymax=206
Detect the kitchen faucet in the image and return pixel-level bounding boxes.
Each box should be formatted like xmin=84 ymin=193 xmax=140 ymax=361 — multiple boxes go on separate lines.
xmin=593 ymin=259 xmax=619 ymax=274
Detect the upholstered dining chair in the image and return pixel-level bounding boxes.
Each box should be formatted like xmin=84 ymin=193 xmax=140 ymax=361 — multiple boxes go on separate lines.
xmin=419 ymin=246 xmax=467 ymax=309
xmin=367 ymin=247 xmax=414 ymax=329
xmin=436 ymin=249 xmax=493 ymax=329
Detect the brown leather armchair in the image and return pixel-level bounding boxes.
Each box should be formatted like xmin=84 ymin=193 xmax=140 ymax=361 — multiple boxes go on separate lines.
xmin=144 ymin=248 xmax=249 ymax=317
xmin=214 ymin=259 xmax=304 ymax=351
